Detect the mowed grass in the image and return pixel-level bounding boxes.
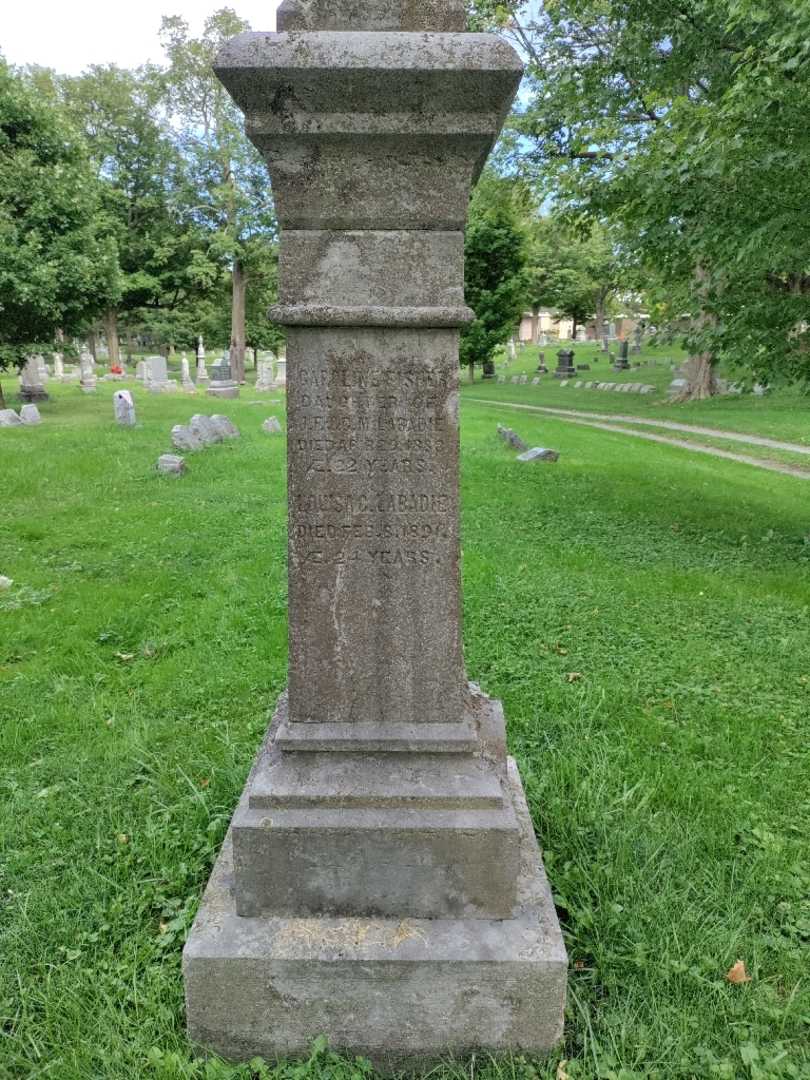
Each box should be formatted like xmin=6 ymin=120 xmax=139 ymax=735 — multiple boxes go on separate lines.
xmin=1 ymin=381 xmax=809 ymax=1080
xmin=469 ymin=343 xmax=810 ymax=448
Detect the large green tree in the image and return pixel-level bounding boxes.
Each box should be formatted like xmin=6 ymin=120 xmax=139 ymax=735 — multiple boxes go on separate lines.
xmin=470 ymin=0 xmax=810 ymax=396
xmin=0 ymin=59 xmax=118 ymax=404
xmin=158 ymin=8 xmax=278 ymax=383
xmin=460 ymin=172 xmax=529 ymax=381
xmin=59 ymin=64 xmax=215 ymax=364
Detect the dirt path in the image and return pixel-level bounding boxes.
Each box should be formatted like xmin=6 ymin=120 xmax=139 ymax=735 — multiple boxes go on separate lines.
xmin=475 ymin=401 xmax=810 ymax=456
xmin=471 ymin=399 xmax=810 ymax=481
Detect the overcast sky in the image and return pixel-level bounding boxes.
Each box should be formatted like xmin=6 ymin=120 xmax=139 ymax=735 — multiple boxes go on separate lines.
xmin=1 ymin=0 xmax=282 ymax=74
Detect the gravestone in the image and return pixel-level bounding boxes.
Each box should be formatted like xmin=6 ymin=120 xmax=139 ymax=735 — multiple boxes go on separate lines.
xmin=171 ymin=424 xmax=205 ymax=452
xmin=113 ymin=390 xmax=136 ymax=427
xmin=19 ymin=404 xmax=41 ymax=425
xmin=554 ymin=348 xmax=576 ymax=379
xmin=207 ymin=357 xmax=239 ymax=399
xmin=0 ymin=410 xmax=23 ymax=426
xmin=53 ymin=352 xmax=64 ymax=380
xmin=135 ymin=360 xmax=146 ymax=381
xmin=79 ymin=349 xmax=97 ymax=393
xmin=180 ymin=354 xmax=196 ymax=392
xmin=614 ymin=339 xmax=630 ymax=371
xmin=632 ymin=324 xmax=643 ymax=353
xmin=196 ymin=337 xmax=209 ymax=383
xmin=184 ymin=4 xmax=566 ymax=1069
xmin=517 ymin=447 xmax=559 ymax=463
xmin=157 ymin=453 xmax=186 ymax=475
xmin=262 ymin=416 xmax=282 ymax=433
xmin=146 ymin=355 xmax=172 ymax=392
xmin=274 ymin=357 xmax=287 ymax=386
xmin=255 ymin=358 xmax=276 ymax=391
xmin=497 ymin=424 xmax=529 ymax=452
xmin=19 ymin=356 xmax=49 ymax=403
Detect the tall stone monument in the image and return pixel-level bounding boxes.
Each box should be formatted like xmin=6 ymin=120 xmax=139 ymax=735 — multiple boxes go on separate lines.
xmin=184 ymin=1 xmax=566 ymax=1067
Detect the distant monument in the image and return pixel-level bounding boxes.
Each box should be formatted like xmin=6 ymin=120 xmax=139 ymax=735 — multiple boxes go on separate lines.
xmin=184 ymin=1 xmax=566 ymax=1069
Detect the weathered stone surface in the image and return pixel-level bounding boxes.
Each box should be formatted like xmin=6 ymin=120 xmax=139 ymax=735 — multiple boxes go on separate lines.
xmin=171 ymin=425 xmax=205 ymax=452
xmin=286 ymin=327 xmax=464 ymax=729
xmin=215 ymin=33 xmax=522 ymax=233
xmin=113 ymin=390 xmax=136 ymax=427
xmin=0 ymin=409 xmax=22 ymax=426
xmin=19 ymin=404 xmax=42 ymax=425
xmin=157 ymin=453 xmax=186 ymax=475
xmin=189 ymin=414 xmax=224 ymax=445
xmin=262 ymin=416 xmax=282 ymax=434
xmin=185 ymin=756 xmax=566 ymax=1070
xmin=277 ymin=0 xmax=466 ymax=32
xmin=210 ymin=415 xmax=240 ymax=439
xmin=497 ymin=424 xmax=528 ymax=452
xmin=517 ymin=447 xmax=559 ymax=463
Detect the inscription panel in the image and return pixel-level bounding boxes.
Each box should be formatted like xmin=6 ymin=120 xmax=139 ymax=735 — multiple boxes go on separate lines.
xmin=286 ymin=327 xmax=465 ymax=726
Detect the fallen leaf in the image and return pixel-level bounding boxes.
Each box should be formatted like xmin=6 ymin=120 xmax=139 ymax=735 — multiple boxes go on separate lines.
xmin=114 ymin=652 xmax=135 ymax=662
xmin=159 ymin=922 xmax=169 ymax=934
xmin=725 ymin=959 xmax=751 ymax=984
xmin=556 ymin=1061 xmax=570 ymax=1080
xmin=117 ymin=834 xmax=129 ymax=845
xmin=566 ymin=672 xmax=583 ymax=683
xmin=554 ymin=643 xmax=568 ymax=656
xmin=199 ymin=778 xmax=210 ymax=788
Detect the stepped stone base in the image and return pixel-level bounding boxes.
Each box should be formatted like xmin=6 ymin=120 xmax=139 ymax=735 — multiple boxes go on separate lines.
xmin=184 ymin=757 xmax=566 ymax=1071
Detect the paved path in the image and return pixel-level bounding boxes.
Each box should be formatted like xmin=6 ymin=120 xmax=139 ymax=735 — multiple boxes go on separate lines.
xmin=470 ymin=399 xmax=810 ymax=481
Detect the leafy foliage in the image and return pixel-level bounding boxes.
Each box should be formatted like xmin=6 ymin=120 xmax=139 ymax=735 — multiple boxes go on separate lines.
xmin=461 ymin=172 xmax=529 ymax=376
xmin=470 ymin=0 xmax=810 ymax=387
xmin=0 ymin=59 xmax=118 ymax=376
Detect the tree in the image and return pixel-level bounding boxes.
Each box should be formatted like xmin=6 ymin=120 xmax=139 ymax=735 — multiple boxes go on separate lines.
xmin=59 ymin=64 xmax=215 ymax=365
xmin=158 ymin=9 xmax=277 ymax=383
xmin=524 ymin=218 xmax=620 ymax=339
xmin=0 ymin=59 xmax=118 ymax=404
xmin=470 ymin=0 xmax=810 ymax=396
xmin=460 ymin=172 xmax=528 ymax=381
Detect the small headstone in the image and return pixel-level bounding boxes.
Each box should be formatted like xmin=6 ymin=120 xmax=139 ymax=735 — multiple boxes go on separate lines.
xmin=181 ymin=354 xmax=196 ymax=392
xmin=19 ymin=404 xmax=42 ymax=425
xmin=146 ymin=355 xmax=170 ymax=392
xmin=531 ymin=377 xmax=540 ymax=385
xmin=113 ymin=390 xmax=136 ymax=427
xmin=275 ymin=358 xmax=287 ymax=386
xmin=496 ymin=375 xmax=505 ymax=384
xmin=753 ymin=383 xmax=768 ymax=397
xmin=576 ymin=364 xmax=591 ymax=371
xmin=256 ymin=359 xmax=277 ymax=391
xmin=189 ymin=414 xmax=224 ymax=445
xmin=559 ymin=380 xmax=568 ymax=388
xmin=53 ymin=352 xmax=64 ymax=380
xmin=516 ymin=447 xmax=559 ymax=463
xmin=207 ymin=358 xmax=240 ymax=399
xmin=0 ymin=409 xmax=23 ymax=426
xmin=510 ymin=376 xmax=519 ymax=385
xmin=640 ymin=385 xmax=655 ymax=394
xmin=19 ymin=356 xmax=49 ymax=403
xmin=518 ymin=373 xmax=528 ymax=384
xmin=196 ymin=336 xmax=209 ymax=383
xmin=496 ymin=424 xmax=528 ymax=452
xmin=135 ymin=361 xmax=146 ymax=381
xmin=668 ymin=378 xmax=688 ymax=398
xmin=262 ymin=416 xmax=283 ymax=434
xmin=157 ymin=453 xmax=186 ymax=476
xmin=79 ymin=349 xmax=97 ymax=393
xmin=574 ymin=380 xmax=583 ymax=388
xmin=554 ymin=349 xmax=576 ymax=379
xmin=210 ymin=415 xmax=240 ymax=439
xmin=171 ymin=424 xmax=205 ymax=452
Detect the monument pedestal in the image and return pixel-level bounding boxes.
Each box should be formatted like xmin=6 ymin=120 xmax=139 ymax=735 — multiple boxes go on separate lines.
xmin=185 ymin=710 xmax=566 ymax=1071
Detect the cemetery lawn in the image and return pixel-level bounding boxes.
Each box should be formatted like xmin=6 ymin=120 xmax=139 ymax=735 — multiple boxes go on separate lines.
xmin=2 ymin=382 xmax=809 ymax=1080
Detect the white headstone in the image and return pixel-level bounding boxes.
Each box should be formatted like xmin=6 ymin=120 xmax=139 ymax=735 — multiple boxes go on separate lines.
xmin=113 ymin=390 xmax=136 ymax=426
xmin=196 ymin=336 xmax=209 ymax=382
xmin=80 ymin=348 xmax=97 ymax=393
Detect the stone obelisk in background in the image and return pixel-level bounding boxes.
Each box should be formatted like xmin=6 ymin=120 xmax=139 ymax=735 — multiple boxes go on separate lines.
xmin=184 ymin=0 xmax=566 ymax=1065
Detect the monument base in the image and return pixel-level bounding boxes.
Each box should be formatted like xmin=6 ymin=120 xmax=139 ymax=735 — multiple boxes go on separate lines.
xmin=184 ymin=758 xmax=566 ymax=1071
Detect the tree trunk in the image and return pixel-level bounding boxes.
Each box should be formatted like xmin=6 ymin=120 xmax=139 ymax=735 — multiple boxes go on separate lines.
xmin=595 ymin=300 xmax=607 ymax=349
xmin=675 ymin=352 xmax=716 ymax=401
xmin=0 ymin=379 xmax=5 ymax=408
xmin=468 ymin=360 xmax=475 ymax=383
xmin=253 ymin=346 xmax=258 ymax=370
xmin=230 ymin=259 xmax=247 ymax=384
xmin=126 ymin=330 xmax=134 ymax=362
xmin=87 ymin=328 xmax=97 ymax=361
xmin=103 ymin=309 xmax=120 ymax=368
xmin=531 ymin=304 xmax=540 ymax=345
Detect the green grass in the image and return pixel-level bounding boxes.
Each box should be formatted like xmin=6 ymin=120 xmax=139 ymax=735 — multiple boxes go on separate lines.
xmin=1 ymin=380 xmax=809 ymax=1080
xmin=468 ymin=343 xmax=810 ymax=448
